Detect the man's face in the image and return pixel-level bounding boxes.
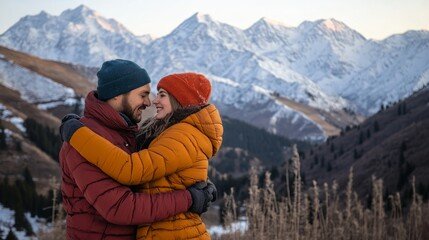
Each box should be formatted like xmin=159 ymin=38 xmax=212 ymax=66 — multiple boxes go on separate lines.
xmin=121 ymin=84 xmax=151 ymax=124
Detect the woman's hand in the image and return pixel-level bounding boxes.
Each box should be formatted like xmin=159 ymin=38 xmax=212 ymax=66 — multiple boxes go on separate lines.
xmin=60 ymin=113 xmax=83 ymax=142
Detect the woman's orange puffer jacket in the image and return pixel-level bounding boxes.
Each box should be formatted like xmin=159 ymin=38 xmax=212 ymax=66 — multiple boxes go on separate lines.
xmin=68 ymin=104 xmax=223 ymax=240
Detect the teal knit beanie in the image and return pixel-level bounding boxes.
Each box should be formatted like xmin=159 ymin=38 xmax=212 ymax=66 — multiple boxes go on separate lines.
xmin=96 ymin=59 xmax=151 ymax=101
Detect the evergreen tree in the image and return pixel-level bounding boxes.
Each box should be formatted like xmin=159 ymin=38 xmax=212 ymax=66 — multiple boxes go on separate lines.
xmin=327 ymin=162 xmax=332 ymax=172
xmin=399 ymin=142 xmax=407 ymax=166
xmin=15 ymin=140 xmax=22 ymax=152
xmin=358 ymin=131 xmax=364 ymax=144
xmin=374 ymin=120 xmax=380 ymax=132
xmin=366 ymin=129 xmax=371 ymax=139
xmin=402 ymin=102 xmax=407 ymax=114
xmin=397 ymin=102 xmax=407 ymax=115
xmin=14 ymin=204 xmax=34 ymax=236
xmin=0 ymin=177 xmax=9 ymax=206
xmin=6 ymin=183 xmax=21 ymax=210
xmin=345 ymin=125 xmax=351 ymax=132
xmin=23 ymin=167 xmax=35 ymax=188
xmin=353 ymin=149 xmax=359 ymax=160
xmin=6 ymin=230 xmax=18 ymax=240
xmin=24 ymin=118 xmax=61 ymax=161
xmin=0 ymin=122 xmax=7 ymax=150
xmin=397 ymin=161 xmax=415 ymax=191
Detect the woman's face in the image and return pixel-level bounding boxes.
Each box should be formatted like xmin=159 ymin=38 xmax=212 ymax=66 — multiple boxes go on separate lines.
xmin=153 ymin=88 xmax=173 ymax=120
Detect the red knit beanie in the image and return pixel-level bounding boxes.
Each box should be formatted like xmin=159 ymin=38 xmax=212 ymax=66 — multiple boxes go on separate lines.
xmin=157 ymin=73 xmax=212 ymax=107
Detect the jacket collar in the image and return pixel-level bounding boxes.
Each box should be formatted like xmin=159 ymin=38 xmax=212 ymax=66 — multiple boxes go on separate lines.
xmin=83 ymin=91 xmax=138 ymax=135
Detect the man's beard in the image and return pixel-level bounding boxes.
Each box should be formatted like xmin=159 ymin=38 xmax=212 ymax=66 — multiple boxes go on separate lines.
xmin=121 ymin=96 xmax=140 ymax=124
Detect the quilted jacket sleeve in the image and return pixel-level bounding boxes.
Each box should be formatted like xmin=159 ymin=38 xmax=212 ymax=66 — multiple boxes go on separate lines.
xmin=69 ymin=125 xmax=196 ymax=185
xmin=62 ymin=144 xmax=192 ymax=225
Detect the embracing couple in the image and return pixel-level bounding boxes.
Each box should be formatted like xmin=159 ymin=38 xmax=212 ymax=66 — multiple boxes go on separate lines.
xmin=59 ymin=59 xmax=223 ymax=239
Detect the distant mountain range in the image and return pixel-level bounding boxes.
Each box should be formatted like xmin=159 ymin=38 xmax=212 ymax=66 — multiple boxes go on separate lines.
xmin=1 ymin=5 xmax=428 ymax=140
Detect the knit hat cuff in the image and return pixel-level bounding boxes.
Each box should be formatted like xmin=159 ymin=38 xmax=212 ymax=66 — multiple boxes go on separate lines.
xmin=97 ymin=68 xmax=150 ymax=101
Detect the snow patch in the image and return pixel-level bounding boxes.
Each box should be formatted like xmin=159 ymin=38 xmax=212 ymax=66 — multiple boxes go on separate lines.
xmin=37 ymin=97 xmax=80 ymax=110
xmin=210 ymin=75 xmax=240 ymax=87
xmin=208 ymin=220 xmax=248 ymax=236
xmin=0 ymin=103 xmax=26 ymax=132
xmin=0 ymin=204 xmax=47 ymax=240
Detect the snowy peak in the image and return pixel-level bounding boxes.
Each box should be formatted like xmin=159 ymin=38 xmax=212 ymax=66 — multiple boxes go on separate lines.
xmin=246 ymin=17 xmax=292 ymax=35
xmin=0 ymin=5 xmax=148 ymax=66
xmin=250 ymin=17 xmax=290 ymax=29
xmin=59 ymin=5 xmax=131 ymax=34
xmin=59 ymin=4 xmax=97 ymax=20
xmin=298 ymin=18 xmax=365 ymax=40
xmin=319 ymin=19 xmax=349 ymax=32
xmin=194 ymin=12 xmax=215 ymax=24
xmin=174 ymin=12 xmax=217 ymax=31
xmin=34 ymin=10 xmax=53 ymax=20
xmin=166 ymin=12 xmax=247 ymax=51
xmin=11 ymin=10 xmax=53 ymax=29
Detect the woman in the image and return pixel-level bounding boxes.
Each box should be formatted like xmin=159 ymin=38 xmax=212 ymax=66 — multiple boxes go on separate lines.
xmin=62 ymin=73 xmax=223 ymax=239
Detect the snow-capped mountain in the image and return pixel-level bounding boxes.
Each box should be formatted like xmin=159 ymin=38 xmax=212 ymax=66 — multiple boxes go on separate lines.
xmin=0 ymin=5 xmax=147 ymax=67
xmin=142 ymin=13 xmax=352 ymax=140
xmin=1 ymin=5 xmax=428 ymax=140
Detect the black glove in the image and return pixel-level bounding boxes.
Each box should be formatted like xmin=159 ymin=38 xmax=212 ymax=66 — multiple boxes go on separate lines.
xmin=60 ymin=114 xmax=83 ymax=142
xmin=188 ymin=180 xmax=218 ymax=214
xmin=206 ymin=179 xmax=217 ymax=202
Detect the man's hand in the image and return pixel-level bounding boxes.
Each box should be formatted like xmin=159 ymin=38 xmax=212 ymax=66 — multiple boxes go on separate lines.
xmin=60 ymin=113 xmax=83 ymax=142
xmin=188 ymin=180 xmax=218 ymax=215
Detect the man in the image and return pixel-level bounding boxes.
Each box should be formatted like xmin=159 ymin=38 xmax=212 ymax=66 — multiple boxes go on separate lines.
xmin=59 ymin=59 xmax=215 ymax=239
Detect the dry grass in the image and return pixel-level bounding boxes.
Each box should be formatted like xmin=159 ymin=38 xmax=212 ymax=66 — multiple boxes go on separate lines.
xmin=36 ymin=177 xmax=66 ymax=240
xmin=218 ymin=145 xmax=428 ymax=240
xmin=33 ymin=145 xmax=428 ymax=239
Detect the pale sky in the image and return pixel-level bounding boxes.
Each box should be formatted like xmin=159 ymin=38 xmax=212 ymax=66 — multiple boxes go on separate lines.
xmin=0 ymin=0 xmax=428 ymax=40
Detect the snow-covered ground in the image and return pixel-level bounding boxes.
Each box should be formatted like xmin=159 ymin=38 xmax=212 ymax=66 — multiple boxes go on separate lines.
xmin=37 ymin=97 xmax=82 ymax=110
xmin=0 ymin=204 xmax=48 ymax=240
xmin=208 ymin=219 xmax=248 ymax=237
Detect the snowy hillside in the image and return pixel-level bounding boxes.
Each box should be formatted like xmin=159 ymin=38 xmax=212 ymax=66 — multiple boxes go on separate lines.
xmin=0 ymin=59 xmax=75 ymax=104
xmin=1 ymin=5 xmax=428 ymax=140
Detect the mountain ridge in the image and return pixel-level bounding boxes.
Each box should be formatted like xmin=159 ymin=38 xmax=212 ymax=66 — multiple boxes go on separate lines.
xmin=1 ymin=5 xmax=428 ymax=140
